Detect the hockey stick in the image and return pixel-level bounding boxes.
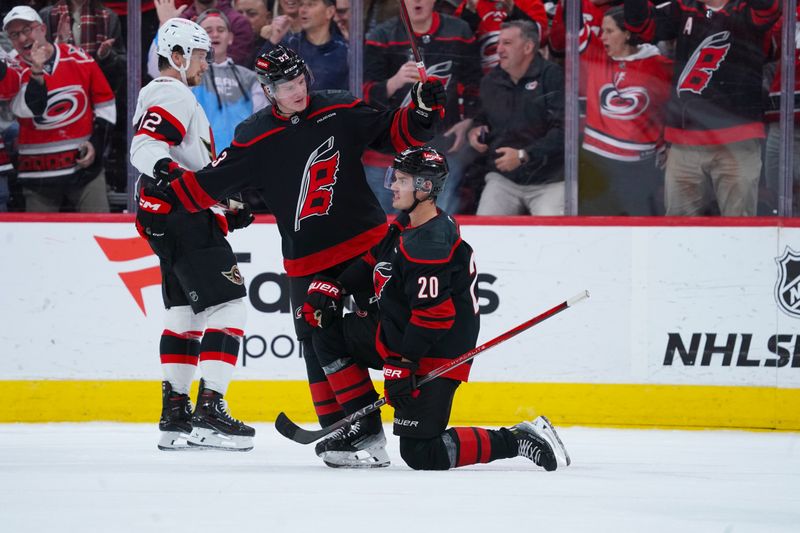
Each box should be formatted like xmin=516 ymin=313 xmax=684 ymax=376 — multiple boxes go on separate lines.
xmin=274 ymin=290 xmax=590 ymax=445
xmin=397 ymin=0 xmax=427 ymax=81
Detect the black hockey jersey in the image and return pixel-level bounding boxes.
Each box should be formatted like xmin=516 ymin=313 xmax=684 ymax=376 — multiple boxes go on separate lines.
xmin=624 ymin=0 xmax=780 ymax=145
xmin=340 ymin=211 xmax=480 ymax=382
xmin=168 ymin=91 xmax=435 ymax=276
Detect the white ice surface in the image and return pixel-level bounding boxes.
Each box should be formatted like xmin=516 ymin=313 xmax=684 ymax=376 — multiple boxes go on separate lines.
xmin=1 ymin=424 xmax=798 ymax=533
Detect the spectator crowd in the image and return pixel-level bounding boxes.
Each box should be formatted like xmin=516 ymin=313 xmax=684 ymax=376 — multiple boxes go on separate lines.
xmin=0 ymin=0 xmax=796 ymax=215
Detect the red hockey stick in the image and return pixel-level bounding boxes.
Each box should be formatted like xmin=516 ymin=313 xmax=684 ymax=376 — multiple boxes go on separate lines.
xmin=397 ymin=0 xmax=427 ymax=81
xmin=274 ymin=290 xmax=590 ymax=444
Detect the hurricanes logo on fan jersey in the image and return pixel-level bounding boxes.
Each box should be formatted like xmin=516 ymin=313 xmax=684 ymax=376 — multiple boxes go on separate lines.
xmin=599 ymin=83 xmax=651 ymax=120
xmin=677 ymin=31 xmax=730 ymax=95
xmin=373 ymin=262 xmax=393 ymax=302
xmin=294 ymin=136 xmax=340 ymax=231
xmin=35 ymin=85 xmax=89 ymax=130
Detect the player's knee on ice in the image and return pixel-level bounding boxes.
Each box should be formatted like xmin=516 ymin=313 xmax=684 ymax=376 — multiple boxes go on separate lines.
xmin=399 ymin=436 xmax=452 ymax=471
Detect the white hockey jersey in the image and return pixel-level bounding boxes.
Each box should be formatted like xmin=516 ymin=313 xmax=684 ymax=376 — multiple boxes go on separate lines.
xmin=130 ymin=76 xmax=216 ymax=176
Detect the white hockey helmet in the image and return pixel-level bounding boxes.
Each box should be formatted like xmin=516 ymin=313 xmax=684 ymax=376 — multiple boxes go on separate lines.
xmin=157 ymin=18 xmax=212 ymax=83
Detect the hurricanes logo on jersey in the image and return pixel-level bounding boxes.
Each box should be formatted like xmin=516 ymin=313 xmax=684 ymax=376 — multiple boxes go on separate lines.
xmin=35 ymin=85 xmax=89 ymax=130
xmin=294 ymin=136 xmax=340 ymax=231
xmin=373 ymin=262 xmax=393 ymax=301
xmin=599 ymin=83 xmax=650 ymax=120
xmin=677 ymin=31 xmax=730 ymax=95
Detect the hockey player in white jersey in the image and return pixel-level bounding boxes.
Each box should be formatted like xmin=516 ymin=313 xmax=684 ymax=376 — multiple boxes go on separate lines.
xmin=130 ymin=18 xmax=255 ymax=452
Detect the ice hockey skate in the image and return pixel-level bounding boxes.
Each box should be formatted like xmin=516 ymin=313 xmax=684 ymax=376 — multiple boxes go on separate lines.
xmin=158 ymin=381 xmax=194 ymax=450
xmin=187 ymin=380 xmax=255 ymax=451
xmin=510 ymin=415 xmax=569 ymax=471
xmin=314 ymin=414 xmax=390 ymax=468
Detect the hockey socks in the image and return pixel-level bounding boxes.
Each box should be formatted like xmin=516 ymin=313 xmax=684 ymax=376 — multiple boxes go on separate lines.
xmin=444 ymin=427 xmax=518 ymax=468
xmin=198 ymin=327 xmax=243 ymax=396
xmin=324 ymin=361 xmax=379 ymax=415
xmin=159 ymin=329 xmax=202 ymax=395
xmin=309 ymin=380 xmax=347 ymax=427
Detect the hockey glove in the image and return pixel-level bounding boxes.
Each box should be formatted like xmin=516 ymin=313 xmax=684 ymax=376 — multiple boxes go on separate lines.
xmin=153 ymin=158 xmax=186 ymax=189
xmin=136 ymin=186 xmax=173 ymax=238
xmin=410 ymin=80 xmax=446 ymax=123
xmin=302 ymin=275 xmax=343 ymax=328
xmin=383 ymin=358 xmax=420 ymax=409
xmin=226 ymin=203 xmax=255 ymax=232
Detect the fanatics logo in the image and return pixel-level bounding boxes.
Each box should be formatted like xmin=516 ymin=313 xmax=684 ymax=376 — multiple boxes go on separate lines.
xmin=775 ymin=247 xmax=800 ymax=318
xmin=95 ymin=235 xmax=161 ymax=315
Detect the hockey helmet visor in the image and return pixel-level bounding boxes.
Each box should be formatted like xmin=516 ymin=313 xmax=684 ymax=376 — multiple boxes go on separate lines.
xmin=384 ymin=146 xmax=449 ymax=197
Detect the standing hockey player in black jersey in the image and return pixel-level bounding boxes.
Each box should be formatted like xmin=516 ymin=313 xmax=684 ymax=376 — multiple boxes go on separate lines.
xmin=152 ymin=45 xmax=446 ymax=460
xmin=130 ymin=18 xmax=256 ymax=451
xmin=302 ymin=146 xmax=570 ymax=470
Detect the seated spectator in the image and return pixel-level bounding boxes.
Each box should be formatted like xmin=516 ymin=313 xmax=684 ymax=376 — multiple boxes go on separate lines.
xmin=154 ymin=0 xmax=255 ymax=67
xmin=234 ymin=0 xmax=274 ymax=64
xmin=455 ymin=0 xmax=549 ymax=73
xmin=4 ymin=6 xmax=115 ymax=212
xmin=363 ymin=0 xmax=481 ymax=214
xmin=624 ymin=0 xmax=779 ymax=216
xmin=467 ymin=20 xmax=564 ymax=215
xmin=193 ymin=9 xmax=268 ymax=151
xmin=263 ymin=0 xmax=348 ymax=90
xmin=564 ymin=4 xmax=673 ymax=215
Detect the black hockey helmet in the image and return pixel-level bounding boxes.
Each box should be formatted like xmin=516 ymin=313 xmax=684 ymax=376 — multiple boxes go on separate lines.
xmin=254 ymin=45 xmax=308 ymax=86
xmin=390 ymin=146 xmax=449 ymax=198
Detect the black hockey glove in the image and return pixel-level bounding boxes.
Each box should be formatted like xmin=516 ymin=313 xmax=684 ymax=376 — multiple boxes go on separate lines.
xmin=226 ymin=203 xmax=255 ymax=232
xmin=410 ymin=80 xmax=446 ymax=124
xmin=153 ymin=157 xmax=186 ymax=189
xmin=383 ymin=358 xmax=420 ymax=409
xmin=136 ymin=186 xmax=173 ymax=239
xmin=302 ymin=275 xmax=343 ymax=328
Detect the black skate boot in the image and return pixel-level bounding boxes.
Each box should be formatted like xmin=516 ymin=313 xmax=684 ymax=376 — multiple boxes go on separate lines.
xmin=158 ymin=381 xmax=193 ymax=450
xmin=510 ymin=416 xmax=567 ymax=472
xmin=188 ymin=379 xmax=255 ymax=451
xmin=314 ymin=412 xmax=390 ymax=468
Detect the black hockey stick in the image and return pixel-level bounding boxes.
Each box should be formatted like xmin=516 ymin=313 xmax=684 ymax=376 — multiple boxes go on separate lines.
xmin=397 ymin=0 xmax=427 ymax=81
xmin=274 ymin=290 xmax=590 ymax=445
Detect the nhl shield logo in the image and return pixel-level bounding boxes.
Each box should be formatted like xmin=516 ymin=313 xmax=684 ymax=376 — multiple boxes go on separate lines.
xmin=775 ymin=246 xmax=800 ymax=318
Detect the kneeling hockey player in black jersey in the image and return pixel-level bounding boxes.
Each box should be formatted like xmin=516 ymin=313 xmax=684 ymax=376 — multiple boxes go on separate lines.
xmin=151 ymin=46 xmax=446 ymax=458
xmin=301 ymin=146 xmax=571 ymax=470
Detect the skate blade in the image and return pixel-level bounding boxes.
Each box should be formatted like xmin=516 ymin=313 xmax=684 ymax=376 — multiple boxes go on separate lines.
xmin=534 ymin=416 xmax=571 ymax=467
xmin=158 ymin=430 xmax=198 ymax=451
xmin=187 ymin=427 xmax=254 ymax=452
xmin=320 ymin=441 xmax=391 ymax=469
